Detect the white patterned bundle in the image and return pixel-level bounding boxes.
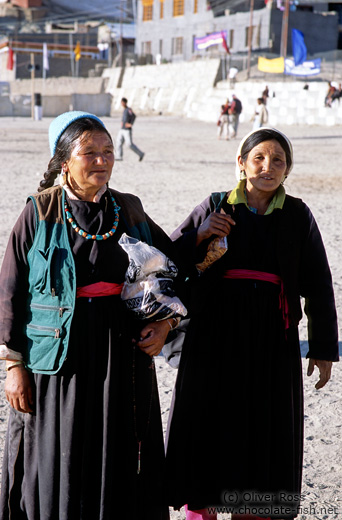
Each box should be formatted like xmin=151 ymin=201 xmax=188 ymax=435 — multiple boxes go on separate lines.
xmin=118 ymin=233 xmax=187 ymax=321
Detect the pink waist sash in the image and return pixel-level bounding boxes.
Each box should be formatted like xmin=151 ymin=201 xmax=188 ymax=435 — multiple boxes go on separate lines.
xmin=76 ymin=281 xmax=124 ymax=299
xmin=223 ymin=269 xmax=290 ymax=329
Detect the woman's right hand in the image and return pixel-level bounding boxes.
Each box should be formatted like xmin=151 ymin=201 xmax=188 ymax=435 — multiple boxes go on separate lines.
xmin=5 ymin=365 xmax=33 ymax=413
xmin=196 ymin=212 xmax=236 ymax=246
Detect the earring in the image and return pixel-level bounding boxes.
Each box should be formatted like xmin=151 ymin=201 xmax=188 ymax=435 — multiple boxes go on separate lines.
xmin=281 ymin=175 xmax=287 ymax=185
xmin=240 ymin=169 xmax=246 ymax=180
xmin=60 ymin=167 xmax=67 ymax=185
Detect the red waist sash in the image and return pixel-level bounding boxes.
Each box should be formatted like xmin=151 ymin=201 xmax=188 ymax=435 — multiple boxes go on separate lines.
xmin=223 ymin=269 xmax=290 ymax=329
xmin=76 ymin=281 xmax=124 ymax=299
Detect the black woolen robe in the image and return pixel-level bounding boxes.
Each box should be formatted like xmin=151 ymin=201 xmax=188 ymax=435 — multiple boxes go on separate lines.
xmin=165 ymin=193 xmax=338 ymax=519
xmin=0 ymin=189 xmax=175 ymax=520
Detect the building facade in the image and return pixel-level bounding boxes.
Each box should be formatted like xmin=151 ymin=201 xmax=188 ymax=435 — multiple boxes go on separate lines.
xmin=135 ymin=0 xmax=339 ymax=63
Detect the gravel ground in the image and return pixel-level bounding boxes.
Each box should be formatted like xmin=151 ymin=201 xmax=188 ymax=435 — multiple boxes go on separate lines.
xmin=0 ymin=115 xmax=341 ymax=519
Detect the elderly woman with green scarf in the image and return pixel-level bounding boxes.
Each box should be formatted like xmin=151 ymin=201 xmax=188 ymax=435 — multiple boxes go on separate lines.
xmin=165 ymin=127 xmax=338 ymax=520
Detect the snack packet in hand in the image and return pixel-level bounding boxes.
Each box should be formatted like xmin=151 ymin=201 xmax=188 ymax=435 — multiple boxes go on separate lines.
xmin=195 ymin=208 xmax=228 ymax=274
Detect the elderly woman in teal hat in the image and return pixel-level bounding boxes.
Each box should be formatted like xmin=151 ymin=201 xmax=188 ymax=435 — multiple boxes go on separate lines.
xmin=0 ymin=111 xmax=179 ymax=520
xmin=165 ymin=127 xmax=338 ymax=520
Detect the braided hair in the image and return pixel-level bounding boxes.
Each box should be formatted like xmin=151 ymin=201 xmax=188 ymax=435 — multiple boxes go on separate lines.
xmin=38 ymin=118 xmax=112 ymax=192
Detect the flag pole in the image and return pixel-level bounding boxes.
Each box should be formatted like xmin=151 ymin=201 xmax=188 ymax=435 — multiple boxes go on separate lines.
xmin=30 ymin=52 xmax=35 ymax=120
xmin=69 ymin=33 xmax=75 ymax=77
xmin=247 ymin=0 xmax=254 ymax=79
xmin=280 ymin=0 xmax=290 ymax=59
xmin=119 ymin=0 xmax=123 ymax=68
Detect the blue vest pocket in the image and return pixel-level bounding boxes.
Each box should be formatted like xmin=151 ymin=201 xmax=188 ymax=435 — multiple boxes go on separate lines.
xmin=26 ymin=323 xmax=63 ymax=372
xmin=31 ymin=246 xmax=68 ymax=296
xmin=31 ymin=247 xmax=56 ymax=294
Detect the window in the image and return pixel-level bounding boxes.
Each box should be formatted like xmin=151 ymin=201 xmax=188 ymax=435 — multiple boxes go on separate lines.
xmin=256 ymin=20 xmax=261 ymax=47
xmin=141 ymin=41 xmax=152 ymax=55
xmin=229 ymin=29 xmax=234 ymax=50
xmin=192 ymin=34 xmax=196 ymax=52
xmin=194 ymin=0 xmax=198 ymax=13
xmin=245 ymin=26 xmax=256 ymax=47
xmin=173 ymin=0 xmax=184 ymax=17
xmin=172 ymin=36 xmax=183 ymax=55
xmin=142 ymin=0 xmax=153 ymax=21
xmin=160 ymin=0 xmax=164 ymax=18
xmin=159 ymin=39 xmax=163 ymax=54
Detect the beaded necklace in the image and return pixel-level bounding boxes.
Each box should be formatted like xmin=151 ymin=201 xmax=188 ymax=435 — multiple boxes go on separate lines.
xmin=64 ymin=195 xmax=120 ymax=240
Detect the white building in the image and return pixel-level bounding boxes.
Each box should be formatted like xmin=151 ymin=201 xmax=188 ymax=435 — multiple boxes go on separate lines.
xmin=135 ymin=0 xmax=339 ymax=63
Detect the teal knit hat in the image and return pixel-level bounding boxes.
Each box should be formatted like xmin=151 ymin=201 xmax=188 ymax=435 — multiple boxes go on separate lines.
xmin=49 ymin=111 xmax=106 ymax=156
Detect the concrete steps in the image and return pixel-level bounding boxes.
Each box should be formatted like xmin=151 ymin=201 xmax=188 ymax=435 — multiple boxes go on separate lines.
xmin=191 ymin=79 xmax=342 ymax=126
xmin=105 ymin=64 xmax=342 ymax=126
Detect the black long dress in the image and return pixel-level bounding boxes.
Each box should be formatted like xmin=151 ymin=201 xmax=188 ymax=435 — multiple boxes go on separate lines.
xmin=0 ymin=190 xmax=172 ymax=520
xmin=166 ymin=205 xmax=305 ymax=519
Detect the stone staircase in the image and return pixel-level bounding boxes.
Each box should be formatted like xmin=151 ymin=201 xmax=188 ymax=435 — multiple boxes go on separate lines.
xmin=187 ymin=79 xmax=342 ymax=126
xmin=104 ymin=62 xmax=342 ymax=126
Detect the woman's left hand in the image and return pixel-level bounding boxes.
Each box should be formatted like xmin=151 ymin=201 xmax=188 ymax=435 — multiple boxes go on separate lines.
xmin=307 ymin=358 xmax=333 ymax=389
xmin=135 ymin=320 xmax=171 ymax=357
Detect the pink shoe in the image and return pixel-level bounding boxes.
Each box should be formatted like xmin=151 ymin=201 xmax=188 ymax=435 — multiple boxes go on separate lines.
xmin=184 ymin=504 xmax=217 ymax=520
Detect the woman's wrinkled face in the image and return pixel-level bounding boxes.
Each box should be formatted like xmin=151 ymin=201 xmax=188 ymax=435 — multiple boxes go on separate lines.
xmin=238 ymin=139 xmax=288 ymax=194
xmin=64 ymin=130 xmax=114 ymax=198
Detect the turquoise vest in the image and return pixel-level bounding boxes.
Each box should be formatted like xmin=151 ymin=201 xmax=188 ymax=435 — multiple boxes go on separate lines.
xmin=25 ymin=185 xmax=152 ymax=374
xmin=26 ymin=187 xmax=76 ymax=374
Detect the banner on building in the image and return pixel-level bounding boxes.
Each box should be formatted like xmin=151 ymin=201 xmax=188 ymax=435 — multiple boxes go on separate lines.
xmin=285 ymin=58 xmax=321 ymax=76
xmin=195 ymin=31 xmax=227 ymax=51
xmin=258 ymin=56 xmax=284 ymax=73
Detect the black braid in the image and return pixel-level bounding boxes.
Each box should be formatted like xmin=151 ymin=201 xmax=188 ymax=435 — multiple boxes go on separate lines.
xmin=37 ymin=117 xmax=112 ymax=192
xmin=37 ymin=156 xmax=60 ymax=192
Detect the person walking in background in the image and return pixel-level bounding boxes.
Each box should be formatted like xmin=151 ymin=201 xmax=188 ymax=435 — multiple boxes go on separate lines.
xmin=116 ymin=97 xmax=145 ymax=161
xmin=324 ymin=81 xmax=336 ymax=107
xmin=228 ymin=94 xmax=242 ymax=138
xmin=330 ymin=82 xmax=342 ymax=105
xmin=251 ymin=97 xmax=268 ymax=130
xmin=217 ymin=101 xmax=230 ymax=140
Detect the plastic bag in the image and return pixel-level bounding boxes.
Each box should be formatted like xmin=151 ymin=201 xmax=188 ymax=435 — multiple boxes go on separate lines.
xmin=118 ymin=233 xmax=187 ymax=321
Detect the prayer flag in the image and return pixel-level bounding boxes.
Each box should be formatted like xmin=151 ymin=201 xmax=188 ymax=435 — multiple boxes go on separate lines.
xmin=74 ymin=41 xmax=81 ymax=62
xmin=285 ymin=58 xmax=321 ymax=76
xmin=221 ymin=31 xmax=230 ymax=54
xmin=258 ymin=56 xmax=284 ymax=73
xmin=6 ymin=47 xmax=14 ymax=70
xmin=195 ymin=31 xmax=228 ymax=51
xmin=43 ymin=43 xmax=49 ymax=71
xmin=292 ymin=29 xmax=307 ymax=66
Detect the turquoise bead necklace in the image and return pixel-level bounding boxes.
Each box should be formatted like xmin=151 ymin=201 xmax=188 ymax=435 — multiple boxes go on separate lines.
xmin=64 ymin=195 xmax=120 ymax=240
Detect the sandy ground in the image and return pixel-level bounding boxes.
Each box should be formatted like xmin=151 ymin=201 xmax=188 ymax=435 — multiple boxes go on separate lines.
xmin=0 ymin=115 xmax=341 ymax=519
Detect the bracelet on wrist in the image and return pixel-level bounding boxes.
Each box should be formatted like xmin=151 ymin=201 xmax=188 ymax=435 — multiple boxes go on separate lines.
xmin=5 ymin=361 xmax=25 ymax=372
xmin=166 ymin=317 xmax=180 ymax=330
